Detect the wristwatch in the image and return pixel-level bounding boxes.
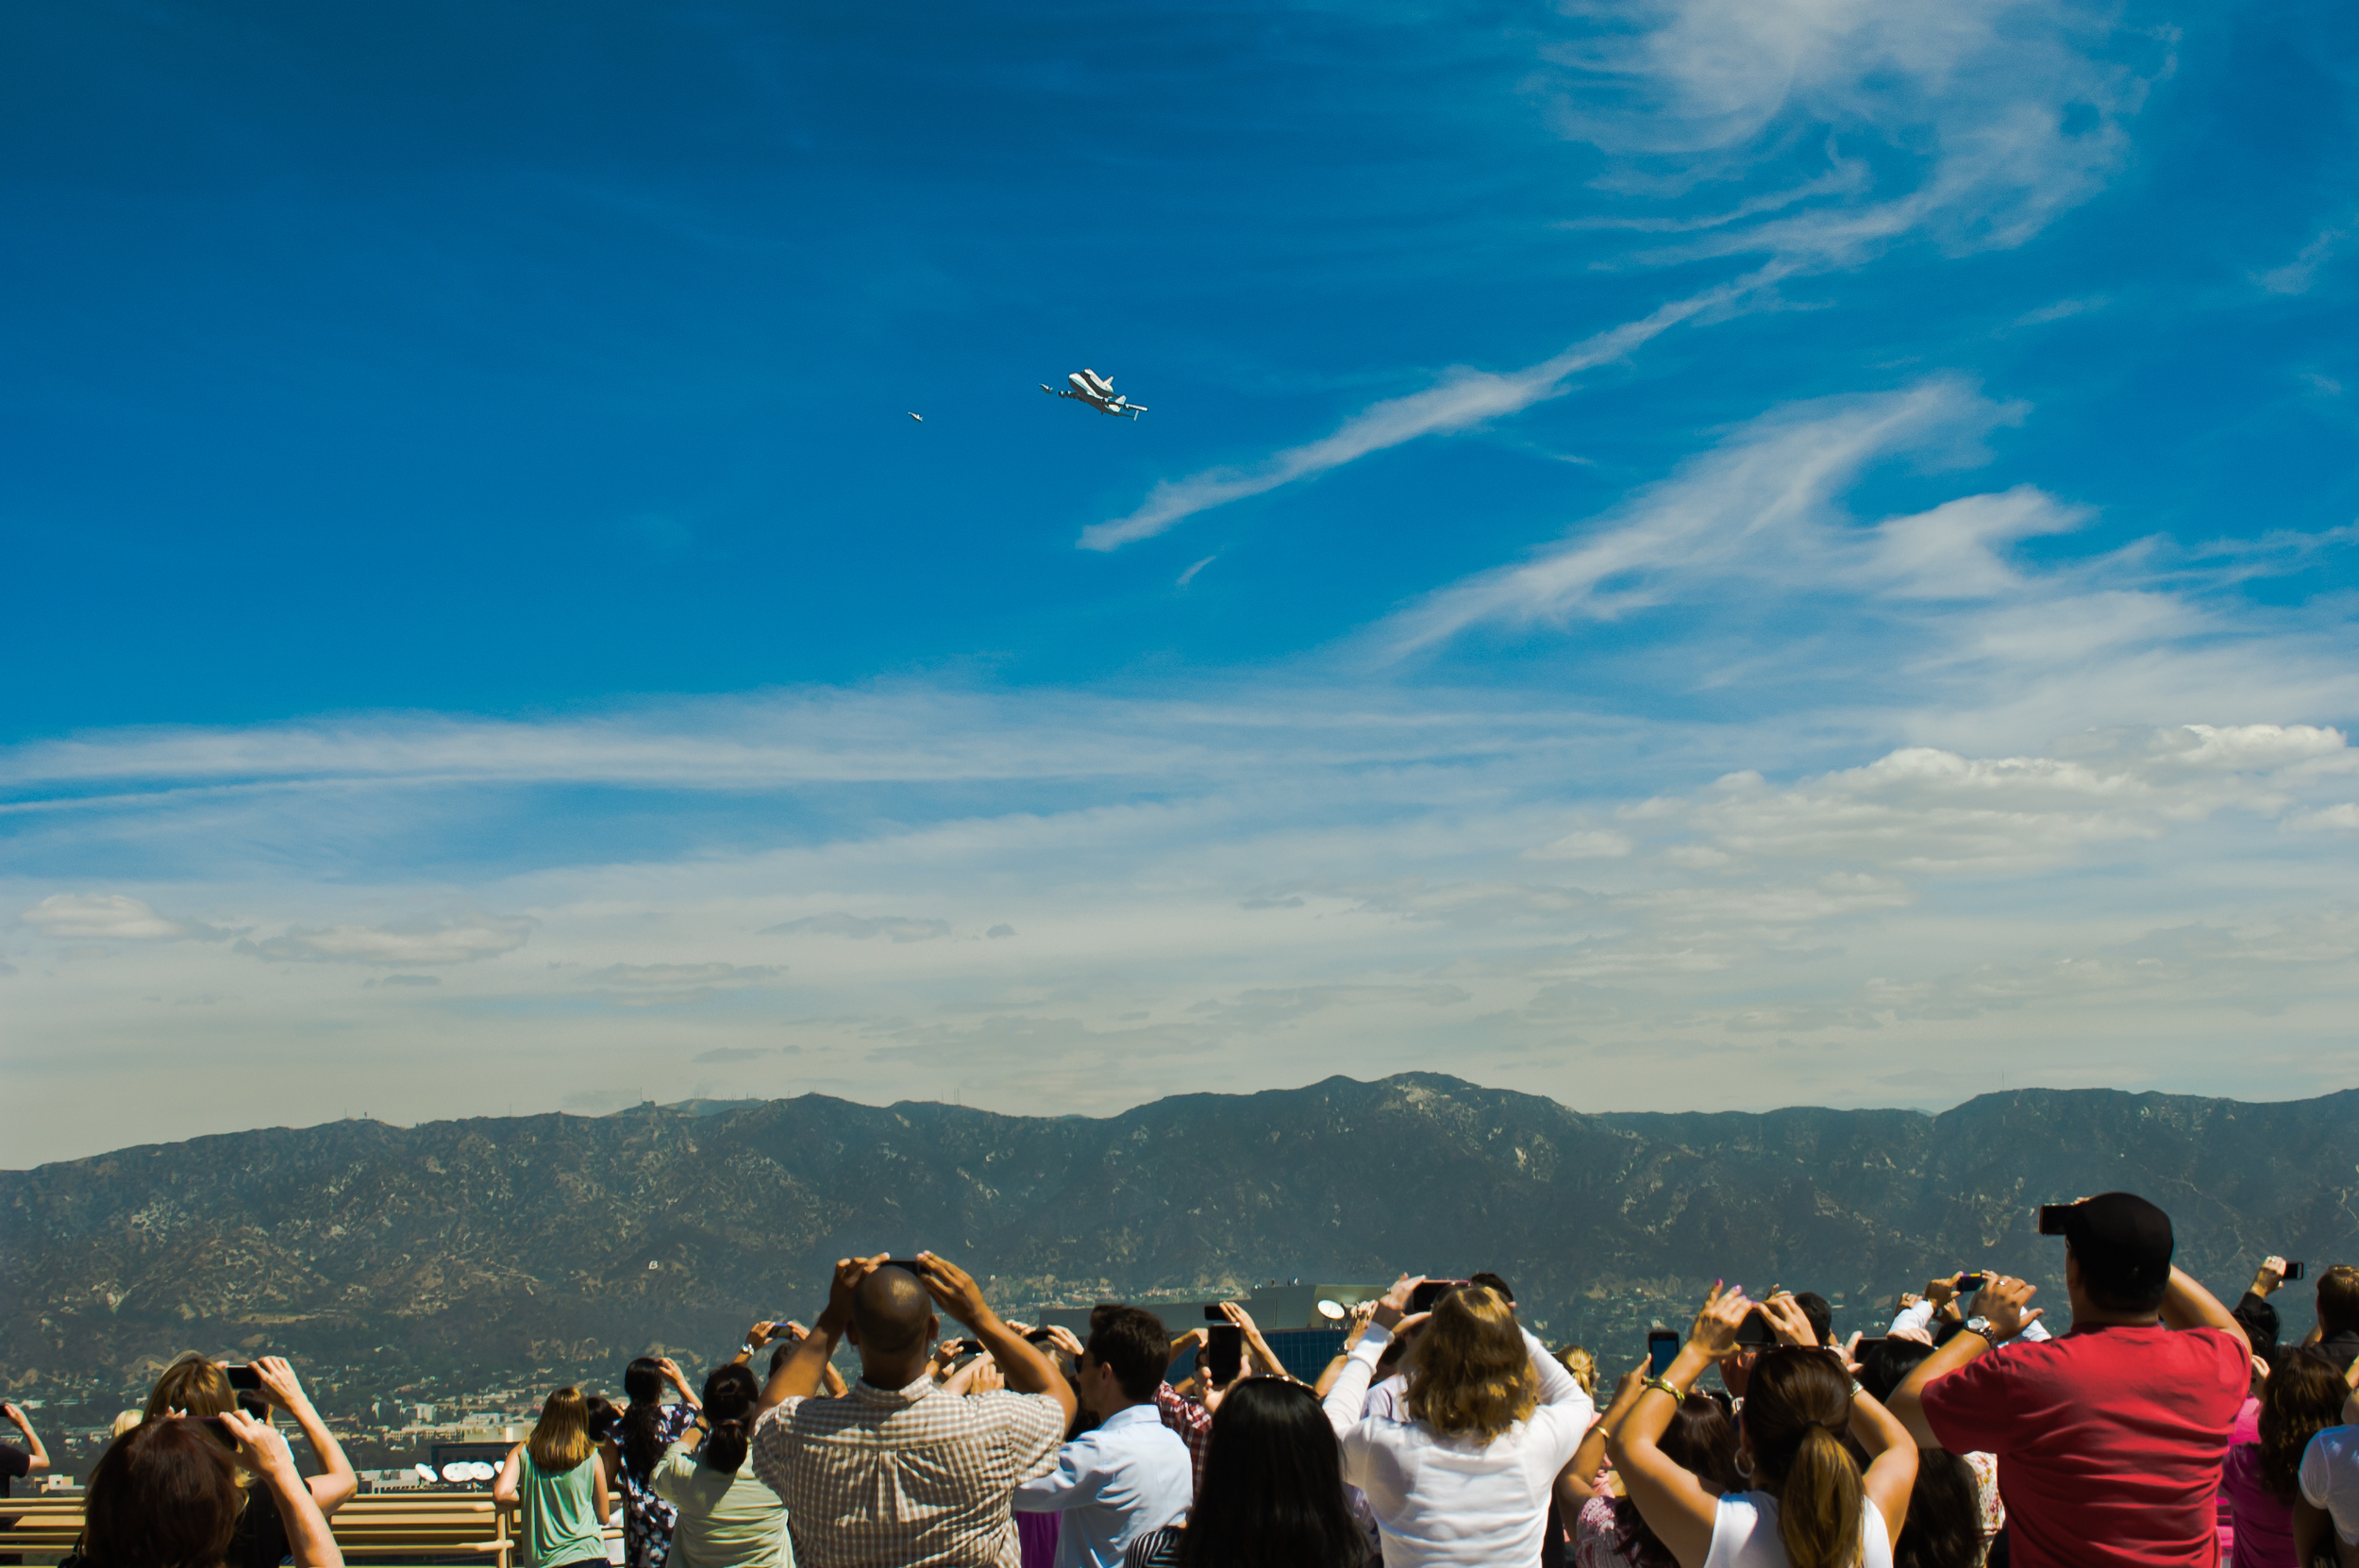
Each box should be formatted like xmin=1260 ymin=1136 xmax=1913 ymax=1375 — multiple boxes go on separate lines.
xmin=1962 ymin=1316 xmax=1997 ymax=1342
xmin=740 ymin=1341 xmax=758 ymax=1355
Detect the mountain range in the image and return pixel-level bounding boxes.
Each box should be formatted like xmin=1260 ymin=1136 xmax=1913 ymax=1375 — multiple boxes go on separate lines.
xmin=8 ymin=1074 xmax=2355 ymax=1396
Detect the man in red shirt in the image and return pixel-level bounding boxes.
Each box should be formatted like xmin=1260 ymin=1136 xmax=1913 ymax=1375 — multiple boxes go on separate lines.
xmin=1889 ymin=1193 xmax=2250 ymax=1568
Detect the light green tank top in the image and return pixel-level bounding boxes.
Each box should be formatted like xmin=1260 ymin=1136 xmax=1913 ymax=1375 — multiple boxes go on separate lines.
xmin=519 ymin=1448 xmax=605 ymax=1567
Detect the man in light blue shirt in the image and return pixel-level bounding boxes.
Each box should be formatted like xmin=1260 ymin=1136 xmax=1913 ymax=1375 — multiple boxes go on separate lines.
xmin=1014 ymin=1305 xmax=1192 ymax=1568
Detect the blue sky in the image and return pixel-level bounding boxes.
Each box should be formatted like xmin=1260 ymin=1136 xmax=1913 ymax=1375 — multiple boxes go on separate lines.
xmin=4 ymin=0 xmax=2357 ymax=1165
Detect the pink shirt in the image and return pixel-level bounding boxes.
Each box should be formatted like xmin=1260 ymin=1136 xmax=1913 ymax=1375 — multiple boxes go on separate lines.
xmin=2222 ymin=1439 xmax=2296 ymax=1568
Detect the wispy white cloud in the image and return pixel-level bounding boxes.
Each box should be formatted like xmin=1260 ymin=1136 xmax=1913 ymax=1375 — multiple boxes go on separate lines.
xmin=761 ymin=912 xmax=951 ymax=942
xmin=1077 ymin=279 xmax=1762 ymax=550
xmin=1530 ymin=829 xmax=1635 ymax=860
xmin=2253 ymin=222 xmax=2351 ymax=296
xmin=1544 ymin=0 xmax=2161 ymax=267
xmin=19 ymin=892 xmax=225 ymax=942
xmin=1384 ymin=377 xmax=2037 ymax=649
xmin=237 ymin=914 xmax=535 ymax=965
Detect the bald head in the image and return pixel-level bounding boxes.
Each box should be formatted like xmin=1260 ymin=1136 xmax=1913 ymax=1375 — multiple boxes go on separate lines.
xmin=852 ymin=1265 xmax=933 ymax=1356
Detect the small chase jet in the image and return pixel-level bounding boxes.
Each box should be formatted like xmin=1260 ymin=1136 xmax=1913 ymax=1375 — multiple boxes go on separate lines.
xmin=1044 ymin=368 xmax=1147 ymax=419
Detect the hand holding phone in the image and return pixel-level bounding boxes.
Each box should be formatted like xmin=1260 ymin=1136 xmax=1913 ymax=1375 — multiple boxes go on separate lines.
xmin=1647 ymin=1327 xmax=1679 ymax=1376
xmin=1205 ymin=1325 xmax=1245 ymax=1385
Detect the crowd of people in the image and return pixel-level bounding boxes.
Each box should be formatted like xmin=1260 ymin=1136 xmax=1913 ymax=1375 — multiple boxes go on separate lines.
xmin=36 ymin=1191 xmax=2359 ymax=1568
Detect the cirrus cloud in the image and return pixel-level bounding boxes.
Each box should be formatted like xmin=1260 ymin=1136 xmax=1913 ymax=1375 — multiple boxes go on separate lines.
xmin=236 ymin=914 xmax=536 ymax=965
xmin=20 ymin=892 xmax=225 ymax=942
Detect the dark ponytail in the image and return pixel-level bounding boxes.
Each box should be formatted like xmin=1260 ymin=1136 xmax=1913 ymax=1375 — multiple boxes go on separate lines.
xmin=622 ymin=1358 xmax=667 ymax=1478
xmin=699 ymin=1364 xmax=761 ymax=1476
xmin=1744 ymin=1351 xmax=1866 ymax=1568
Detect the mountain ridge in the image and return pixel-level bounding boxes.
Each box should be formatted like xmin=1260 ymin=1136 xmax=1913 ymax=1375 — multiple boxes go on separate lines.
xmin=8 ymin=1074 xmax=2356 ymax=1402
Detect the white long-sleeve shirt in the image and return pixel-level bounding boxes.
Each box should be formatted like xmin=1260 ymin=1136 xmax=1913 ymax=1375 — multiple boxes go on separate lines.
xmin=1320 ymin=1323 xmax=1597 ymax=1568
xmin=1886 ymin=1299 xmax=2051 ymax=1345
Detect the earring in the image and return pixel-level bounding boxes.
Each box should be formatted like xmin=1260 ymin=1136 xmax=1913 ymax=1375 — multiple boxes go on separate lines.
xmin=1734 ymin=1450 xmax=1756 ymax=1479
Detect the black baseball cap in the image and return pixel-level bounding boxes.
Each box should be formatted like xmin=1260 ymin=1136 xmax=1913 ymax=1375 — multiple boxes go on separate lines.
xmin=2060 ymin=1192 xmax=2174 ymax=1296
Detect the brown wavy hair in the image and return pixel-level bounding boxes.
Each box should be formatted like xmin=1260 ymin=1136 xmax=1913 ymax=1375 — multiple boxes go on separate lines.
xmin=527 ymin=1386 xmax=594 ymax=1474
xmin=1744 ymin=1350 xmax=1866 ymax=1568
xmin=2259 ymin=1349 xmax=2347 ymax=1503
xmin=1401 ymin=1286 xmax=1536 ymax=1443
xmin=82 ymin=1417 xmax=243 ymax=1568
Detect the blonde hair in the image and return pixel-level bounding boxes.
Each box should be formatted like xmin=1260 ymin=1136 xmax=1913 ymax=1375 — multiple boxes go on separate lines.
xmin=1401 ymin=1286 xmax=1537 ymax=1443
xmin=527 ymin=1387 xmax=594 ymax=1474
xmin=110 ymin=1410 xmax=145 ymax=1439
xmin=1555 ymin=1344 xmax=1598 ymax=1397
xmin=144 ymin=1353 xmax=235 ymax=1423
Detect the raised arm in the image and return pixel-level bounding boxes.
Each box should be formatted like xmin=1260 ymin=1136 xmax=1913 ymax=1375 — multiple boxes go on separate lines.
xmin=1525 ymin=1326 xmax=1598 ymax=1426
xmin=657 ymin=1358 xmax=703 ymax=1412
xmin=761 ymin=1255 xmax=882 ymax=1412
xmin=0 ymin=1404 xmax=49 ymax=1476
xmin=1558 ymin=1363 xmax=1647 ymax=1510
xmin=918 ymin=1252 xmax=1079 ymax=1427
xmin=1315 ymin=1302 xmax=1378 ymax=1396
xmin=252 ymin=1358 xmax=357 ymax=1515
xmin=1323 ymin=1276 xmax=1420 ymax=1437
xmin=1219 ymin=1302 xmax=1297 ymax=1384
xmin=1608 ymin=1286 xmax=1752 ymax=1568
xmin=1846 ymin=1380 xmax=1919 ymax=1548
xmin=734 ymin=1321 xmax=788 ymax=1369
xmin=223 ymin=1410 xmax=343 ymax=1568
xmin=1889 ymin=1275 xmax=2042 ymax=1449
xmin=2159 ymin=1265 xmax=2242 ymax=1338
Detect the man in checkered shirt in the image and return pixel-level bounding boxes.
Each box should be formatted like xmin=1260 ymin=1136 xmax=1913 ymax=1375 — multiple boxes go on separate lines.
xmin=753 ymin=1252 xmax=1077 ymax=1568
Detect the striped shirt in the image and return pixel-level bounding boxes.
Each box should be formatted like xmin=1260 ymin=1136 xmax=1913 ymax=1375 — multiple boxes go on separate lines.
xmin=751 ymin=1376 xmax=1065 ymax=1568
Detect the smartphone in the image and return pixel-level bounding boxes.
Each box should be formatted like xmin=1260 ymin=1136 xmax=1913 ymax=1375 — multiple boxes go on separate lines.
xmin=1734 ymin=1309 xmax=1774 ymax=1349
xmin=1204 ymin=1305 xmax=1226 ymax=1322
xmin=885 ymin=1259 xmax=924 ymax=1275
xmin=1410 ymin=1279 xmax=1466 ymax=1314
xmin=2036 ymin=1204 xmax=2071 ymax=1235
xmin=2284 ymin=1261 xmax=2307 ymax=1281
xmin=225 ymin=1364 xmax=262 ymax=1392
xmin=1955 ymin=1273 xmax=1987 ymax=1293
xmin=194 ymin=1414 xmax=236 ymax=1444
xmin=955 ymin=1338 xmax=983 ymax=1355
xmin=1205 ymin=1325 xmax=1244 ymax=1384
xmin=1852 ymin=1337 xmax=1888 ymax=1358
xmin=1022 ymin=1326 xmax=1056 ymax=1344
xmin=1647 ymin=1327 xmax=1679 ymax=1376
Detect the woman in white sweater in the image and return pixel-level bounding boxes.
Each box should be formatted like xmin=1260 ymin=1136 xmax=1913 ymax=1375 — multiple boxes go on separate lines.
xmin=1322 ymin=1275 xmax=1598 ymax=1568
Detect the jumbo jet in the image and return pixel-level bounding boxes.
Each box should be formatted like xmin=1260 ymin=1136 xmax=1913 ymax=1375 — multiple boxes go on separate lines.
xmin=1043 ymin=368 xmax=1147 ymax=419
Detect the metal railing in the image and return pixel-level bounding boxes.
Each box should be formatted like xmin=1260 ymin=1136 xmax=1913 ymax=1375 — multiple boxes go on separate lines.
xmin=0 ymin=1493 xmax=621 ymax=1568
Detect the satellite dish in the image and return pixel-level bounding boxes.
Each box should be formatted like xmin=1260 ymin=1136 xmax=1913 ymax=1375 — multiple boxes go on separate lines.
xmin=440 ymin=1462 xmax=469 ymax=1483
xmin=413 ymin=1463 xmax=436 ymax=1482
xmin=470 ymin=1461 xmax=498 ymax=1481
xmin=1315 ymin=1299 xmax=1347 ymax=1322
